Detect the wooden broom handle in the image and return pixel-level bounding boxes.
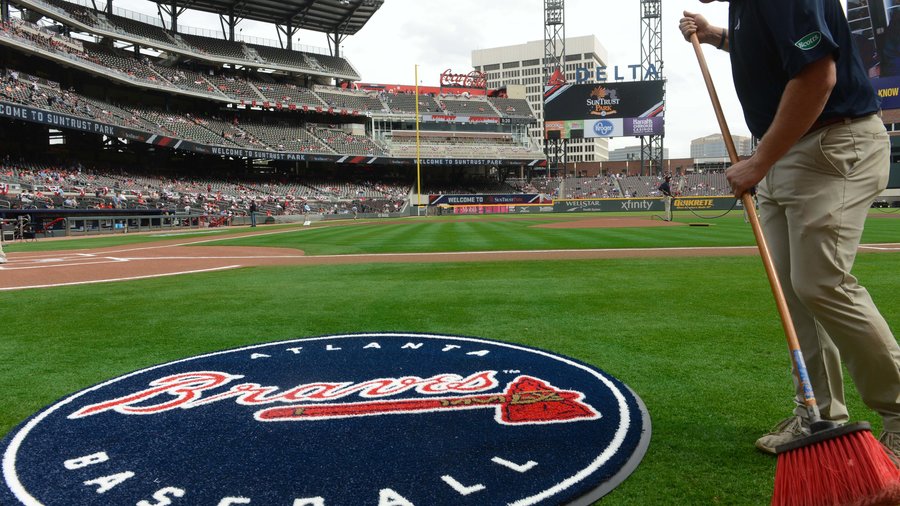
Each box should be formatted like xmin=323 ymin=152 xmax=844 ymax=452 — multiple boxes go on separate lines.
xmin=689 ymin=34 xmax=819 ymax=410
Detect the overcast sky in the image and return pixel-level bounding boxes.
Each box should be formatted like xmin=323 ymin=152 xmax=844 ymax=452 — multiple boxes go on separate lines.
xmin=113 ymin=0 xmax=747 ymax=158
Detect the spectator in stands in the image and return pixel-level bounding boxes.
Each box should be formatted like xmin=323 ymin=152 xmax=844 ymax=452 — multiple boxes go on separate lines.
xmin=249 ymin=200 xmax=258 ymax=227
xmin=658 ymin=175 xmax=674 ymax=221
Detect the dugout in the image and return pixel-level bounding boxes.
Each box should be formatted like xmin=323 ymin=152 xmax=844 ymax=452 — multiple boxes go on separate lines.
xmin=0 ymin=208 xmax=172 ymax=237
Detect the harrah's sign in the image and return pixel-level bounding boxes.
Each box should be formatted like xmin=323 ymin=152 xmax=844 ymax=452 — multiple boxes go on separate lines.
xmin=441 ymin=69 xmax=487 ymax=89
xmin=575 ymin=63 xmax=660 ymax=83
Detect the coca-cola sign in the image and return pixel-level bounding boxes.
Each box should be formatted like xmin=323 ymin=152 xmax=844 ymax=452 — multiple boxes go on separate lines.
xmin=440 ymin=69 xmax=487 ymax=89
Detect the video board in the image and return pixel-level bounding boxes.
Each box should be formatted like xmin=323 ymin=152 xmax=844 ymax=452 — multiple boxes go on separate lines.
xmin=848 ymin=0 xmax=900 ymax=108
xmin=543 ymin=81 xmax=665 ymax=139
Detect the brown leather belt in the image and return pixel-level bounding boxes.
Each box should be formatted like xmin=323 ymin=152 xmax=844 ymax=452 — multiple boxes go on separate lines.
xmin=804 ymin=112 xmax=878 ymax=137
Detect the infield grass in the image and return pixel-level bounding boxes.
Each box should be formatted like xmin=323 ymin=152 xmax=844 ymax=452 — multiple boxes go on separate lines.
xmin=1 ymin=213 xmax=899 ymax=505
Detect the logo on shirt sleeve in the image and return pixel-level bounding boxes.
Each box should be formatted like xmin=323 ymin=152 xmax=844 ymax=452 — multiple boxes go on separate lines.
xmin=795 ymin=32 xmax=823 ymax=51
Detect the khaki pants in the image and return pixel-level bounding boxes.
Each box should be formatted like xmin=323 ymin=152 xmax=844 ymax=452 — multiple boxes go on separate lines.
xmin=757 ymin=113 xmax=900 ymax=432
xmin=663 ymin=196 xmax=673 ymax=221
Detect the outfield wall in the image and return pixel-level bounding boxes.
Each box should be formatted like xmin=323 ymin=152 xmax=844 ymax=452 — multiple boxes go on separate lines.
xmin=553 ymin=196 xmax=743 ymax=213
xmin=432 ymin=196 xmax=744 ymax=215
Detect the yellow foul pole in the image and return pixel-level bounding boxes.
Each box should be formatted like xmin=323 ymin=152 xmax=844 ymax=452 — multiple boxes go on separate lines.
xmin=415 ymin=64 xmax=422 ymax=213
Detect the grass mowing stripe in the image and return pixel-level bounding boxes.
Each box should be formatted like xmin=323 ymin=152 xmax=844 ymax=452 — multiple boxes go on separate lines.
xmin=377 ymin=221 xmax=444 ymax=252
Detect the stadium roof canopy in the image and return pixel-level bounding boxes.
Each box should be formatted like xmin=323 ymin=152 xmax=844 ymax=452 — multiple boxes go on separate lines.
xmin=146 ymin=0 xmax=384 ymax=35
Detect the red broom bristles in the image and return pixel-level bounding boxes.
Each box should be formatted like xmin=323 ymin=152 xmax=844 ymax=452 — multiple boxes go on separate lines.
xmin=772 ymin=430 xmax=900 ymax=506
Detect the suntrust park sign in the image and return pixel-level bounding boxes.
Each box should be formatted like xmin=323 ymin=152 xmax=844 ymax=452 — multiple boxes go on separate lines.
xmin=0 ymin=334 xmax=650 ymax=506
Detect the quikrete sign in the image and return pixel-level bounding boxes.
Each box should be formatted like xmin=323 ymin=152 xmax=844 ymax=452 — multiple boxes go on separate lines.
xmin=674 ymin=199 xmax=715 ymax=209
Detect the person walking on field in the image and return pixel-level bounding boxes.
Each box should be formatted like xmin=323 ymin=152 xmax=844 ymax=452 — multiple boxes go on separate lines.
xmin=658 ymin=175 xmax=674 ymax=221
xmin=680 ymin=0 xmax=900 ymax=462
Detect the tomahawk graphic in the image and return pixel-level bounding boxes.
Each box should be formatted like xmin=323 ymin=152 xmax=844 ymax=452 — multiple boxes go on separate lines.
xmin=255 ymin=376 xmax=600 ymax=425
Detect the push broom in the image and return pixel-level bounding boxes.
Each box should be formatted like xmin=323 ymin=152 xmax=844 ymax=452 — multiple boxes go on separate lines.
xmin=689 ymin=33 xmax=900 ymax=506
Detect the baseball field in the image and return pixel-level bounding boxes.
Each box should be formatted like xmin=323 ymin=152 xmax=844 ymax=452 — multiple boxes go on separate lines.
xmin=2 ymin=211 xmax=899 ymax=504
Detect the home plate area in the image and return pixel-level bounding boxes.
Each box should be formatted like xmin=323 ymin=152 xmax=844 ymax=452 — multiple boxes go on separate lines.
xmin=0 ymin=333 xmax=651 ymax=505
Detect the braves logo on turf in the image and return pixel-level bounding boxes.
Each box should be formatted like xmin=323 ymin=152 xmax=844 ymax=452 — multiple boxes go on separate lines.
xmin=1 ymin=333 xmax=651 ymax=505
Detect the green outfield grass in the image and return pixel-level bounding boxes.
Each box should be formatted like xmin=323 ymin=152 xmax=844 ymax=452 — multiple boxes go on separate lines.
xmin=1 ymin=213 xmax=898 ymax=504
xmin=5 ymin=211 xmax=899 ymax=255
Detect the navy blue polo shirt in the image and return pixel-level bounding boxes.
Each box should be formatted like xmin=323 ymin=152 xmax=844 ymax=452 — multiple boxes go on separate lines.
xmin=728 ymin=0 xmax=879 ymax=139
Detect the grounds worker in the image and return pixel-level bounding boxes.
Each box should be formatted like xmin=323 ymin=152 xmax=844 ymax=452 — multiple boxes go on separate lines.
xmin=680 ymin=0 xmax=900 ymax=460
xmin=658 ymin=175 xmax=674 ymax=221
xmin=0 ymin=218 xmax=7 ymax=264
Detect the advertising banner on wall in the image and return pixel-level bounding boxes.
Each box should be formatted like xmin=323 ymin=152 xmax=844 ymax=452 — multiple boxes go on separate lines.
xmin=553 ymin=196 xmax=741 ymax=213
xmin=429 ymin=194 xmax=551 ymax=206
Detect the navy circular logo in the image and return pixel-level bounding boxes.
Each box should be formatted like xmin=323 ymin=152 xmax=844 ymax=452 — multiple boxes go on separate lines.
xmin=1 ymin=333 xmax=651 ymax=505
xmin=593 ymin=120 xmax=614 ymax=136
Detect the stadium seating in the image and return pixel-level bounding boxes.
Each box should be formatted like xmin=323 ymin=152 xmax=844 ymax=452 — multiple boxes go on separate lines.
xmin=200 ymin=116 xmax=265 ymax=149
xmin=438 ymin=96 xmax=500 ymax=117
xmin=248 ymin=44 xmax=320 ymax=73
xmin=679 ymin=172 xmax=729 ymax=196
xmin=311 ymin=126 xmax=386 ymax=156
xmin=1 ymin=160 xmax=412 ymax=215
xmin=13 ymin=0 xmax=362 ymax=77
xmin=488 ymin=97 xmax=534 ymax=118
xmin=106 ymin=13 xmax=174 ymax=47
xmin=382 ymin=92 xmax=443 ymax=114
xmin=254 ymin=81 xmax=325 ymax=109
xmin=87 ymin=43 xmax=168 ymax=83
xmin=2 ymin=63 xmax=544 ymax=162
xmin=169 ymin=33 xmax=247 ymax=61
xmin=138 ymin=109 xmax=235 ymax=146
xmin=40 ymin=0 xmax=100 ymax=28
xmin=562 ymin=176 xmax=623 ymax=199
xmin=389 ymin=130 xmax=542 ymax=160
xmin=154 ymin=66 xmax=223 ymax=96
xmin=314 ymin=87 xmax=386 ymax=113
xmin=314 ymin=53 xmax=359 ymax=77
xmin=204 ymin=72 xmax=265 ymax=101
xmin=0 ymin=18 xmax=95 ymax=64
xmin=238 ymin=122 xmax=331 ymax=153
xmin=0 ymin=4 xmax=541 ymax=183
